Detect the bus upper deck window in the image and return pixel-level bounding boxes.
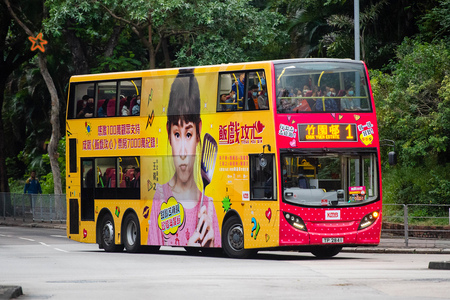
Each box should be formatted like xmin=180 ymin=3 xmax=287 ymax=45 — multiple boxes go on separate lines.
xmin=218 ymin=70 xmax=268 ymax=112
xmin=119 ymin=80 xmax=141 ymax=117
xmin=275 ymin=62 xmax=371 ymax=113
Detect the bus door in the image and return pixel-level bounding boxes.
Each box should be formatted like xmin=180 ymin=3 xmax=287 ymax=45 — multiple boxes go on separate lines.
xmin=81 ymin=159 xmax=95 ymax=221
xmin=244 ymin=153 xmax=279 ymax=248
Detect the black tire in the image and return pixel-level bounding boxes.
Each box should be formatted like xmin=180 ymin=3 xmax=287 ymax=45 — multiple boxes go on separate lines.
xmin=311 ymin=246 xmax=342 ymax=258
xmin=100 ymin=214 xmax=124 ymax=252
xmin=222 ymin=215 xmax=254 ymax=259
xmin=123 ymin=213 xmax=142 ymax=253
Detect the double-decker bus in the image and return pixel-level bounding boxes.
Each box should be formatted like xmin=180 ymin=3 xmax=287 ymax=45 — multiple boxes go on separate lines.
xmin=65 ymin=58 xmax=381 ymax=258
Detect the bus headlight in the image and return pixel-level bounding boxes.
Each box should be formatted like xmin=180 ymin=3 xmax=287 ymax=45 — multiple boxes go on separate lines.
xmin=283 ymin=212 xmax=307 ymax=232
xmin=358 ymin=211 xmax=380 ymax=230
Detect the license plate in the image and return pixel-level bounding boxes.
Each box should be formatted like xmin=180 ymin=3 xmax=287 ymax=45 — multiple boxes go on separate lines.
xmin=322 ymin=237 xmax=344 ymax=244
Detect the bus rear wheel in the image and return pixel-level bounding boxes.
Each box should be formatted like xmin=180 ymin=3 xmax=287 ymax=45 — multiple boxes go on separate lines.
xmin=100 ymin=214 xmax=124 ymax=252
xmin=123 ymin=214 xmax=141 ymax=253
xmin=222 ymin=216 xmax=254 ymax=259
xmin=311 ymin=246 xmax=342 ymax=258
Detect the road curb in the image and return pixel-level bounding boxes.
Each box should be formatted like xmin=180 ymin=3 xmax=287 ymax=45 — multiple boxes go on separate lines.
xmin=429 ymin=261 xmax=450 ymax=270
xmin=0 ymin=285 xmax=23 ymax=299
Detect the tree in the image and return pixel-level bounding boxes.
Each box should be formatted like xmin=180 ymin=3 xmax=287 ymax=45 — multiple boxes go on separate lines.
xmin=322 ymin=0 xmax=388 ymax=62
xmin=0 ymin=2 xmax=36 ymax=194
xmin=46 ymin=0 xmax=287 ymax=69
xmin=45 ymin=0 xmax=144 ymax=74
xmin=371 ymin=39 xmax=450 ymax=167
xmin=4 ymin=0 xmax=63 ymax=201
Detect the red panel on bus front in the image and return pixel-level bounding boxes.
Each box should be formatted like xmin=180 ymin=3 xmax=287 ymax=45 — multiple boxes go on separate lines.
xmin=279 ymin=202 xmax=381 ymax=246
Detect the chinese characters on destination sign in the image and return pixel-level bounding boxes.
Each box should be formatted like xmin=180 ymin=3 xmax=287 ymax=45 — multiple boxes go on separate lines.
xmin=298 ymin=124 xmax=357 ymax=142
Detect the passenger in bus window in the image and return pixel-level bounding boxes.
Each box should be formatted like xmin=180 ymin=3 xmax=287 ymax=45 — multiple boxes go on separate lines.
xmin=303 ymin=85 xmax=310 ymax=95
xmin=316 ymin=86 xmax=338 ymax=111
xmin=121 ymin=96 xmax=131 ymax=116
xmin=148 ymin=69 xmax=220 ymax=248
xmin=292 ymin=90 xmax=312 ymax=112
xmin=258 ymin=72 xmax=266 ymax=90
xmin=132 ymin=95 xmax=140 ymax=116
xmin=219 ymin=93 xmax=227 ymax=111
xmin=232 ymin=73 xmax=245 ymax=110
xmin=76 ymin=95 xmax=89 ymax=117
xmin=257 ymin=85 xmax=269 ymax=110
xmin=77 ymin=96 xmax=94 ymax=118
xmin=124 ymin=165 xmax=137 ymax=188
xmin=227 ymin=90 xmax=236 ymax=110
xmin=247 ymin=84 xmax=259 ymax=110
xmin=341 ymin=87 xmax=360 ymax=111
xmin=97 ymin=98 xmax=109 ymax=117
xmin=278 ymin=89 xmax=293 ymax=113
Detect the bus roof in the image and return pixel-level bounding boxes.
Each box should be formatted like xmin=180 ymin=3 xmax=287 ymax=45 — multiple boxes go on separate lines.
xmin=68 ymin=58 xmax=364 ymax=83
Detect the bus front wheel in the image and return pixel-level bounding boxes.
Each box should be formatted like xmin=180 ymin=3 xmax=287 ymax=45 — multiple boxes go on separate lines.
xmin=100 ymin=214 xmax=124 ymax=252
xmin=222 ymin=216 xmax=254 ymax=259
xmin=310 ymin=246 xmax=342 ymax=258
xmin=123 ymin=214 xmax=141 ymax=253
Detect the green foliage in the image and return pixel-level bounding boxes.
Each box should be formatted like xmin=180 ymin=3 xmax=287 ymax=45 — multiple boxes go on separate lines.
xmin=92 ymin=49 xmax=142 ymax=73
xmin=382 ymin=163 xmax=450 ymax=219
xmin=371 ymin=39 xmax=450 ymax=167
xmin=8 ymin=178 xmax=25 ymax=194
xmin=16 ymin=137 xmax=66 ymax=194
xmin=419 ymin=0 xmax=450 ymax=43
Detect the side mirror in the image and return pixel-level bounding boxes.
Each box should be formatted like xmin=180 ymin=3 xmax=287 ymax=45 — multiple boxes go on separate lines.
xmin=388 ymin=151 xmax=397 ymax=166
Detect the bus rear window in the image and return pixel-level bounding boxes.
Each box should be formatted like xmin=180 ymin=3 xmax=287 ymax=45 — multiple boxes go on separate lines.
xmin=67 ymin=79 xmax=141 ymax=119
xmin=275 ymin=62 xmax=371 ymax=113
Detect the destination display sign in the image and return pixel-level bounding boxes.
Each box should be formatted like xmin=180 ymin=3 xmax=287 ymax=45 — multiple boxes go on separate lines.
xmin=298 ymin=123 xmax=357 ymax=142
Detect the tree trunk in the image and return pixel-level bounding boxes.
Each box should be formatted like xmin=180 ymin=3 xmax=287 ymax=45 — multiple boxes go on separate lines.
xmin=64 ymin=26 xmax=89 ymax=75
xmin=0 ymin=75 xmax=10 ymax=194
xmin=148 ymin=23 xmax=155 ymax=69
xmin=104 ymin=25 xmax=122 ymax=58
xmin=38 ymin=53 xmax=63 ymax=218
xmin=162 ymin=37 xmax=171 ymax=68
xmin=37 ymin=53 xmax=62 ymax=195
xmin=5 ymin=0 xmax=63 ymax=203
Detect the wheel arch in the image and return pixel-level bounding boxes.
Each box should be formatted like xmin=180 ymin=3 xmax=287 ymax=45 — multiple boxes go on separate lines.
xmin=222 ymin=209 xmax=243 ymax=235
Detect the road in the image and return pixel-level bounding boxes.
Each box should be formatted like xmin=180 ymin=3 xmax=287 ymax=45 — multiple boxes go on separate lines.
xmin=1 ymin=225 xmax=449 ymax=300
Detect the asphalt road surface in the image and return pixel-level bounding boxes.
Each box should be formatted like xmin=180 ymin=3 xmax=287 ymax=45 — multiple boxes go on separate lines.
xmin=1 ymin=226 xmax=449 ymax=300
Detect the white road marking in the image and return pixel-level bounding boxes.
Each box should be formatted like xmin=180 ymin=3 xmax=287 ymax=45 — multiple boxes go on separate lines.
xmin=53 ymin=248 xmax=68 ymax=253
xmin=19 ymin=237 xmax=35 ymax=242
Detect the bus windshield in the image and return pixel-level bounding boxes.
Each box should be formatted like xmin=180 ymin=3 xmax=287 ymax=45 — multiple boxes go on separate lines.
xmin=275 ymin=61 xmax=371 ymax=113
xmin=281 ymin=150 xmax=379 ymax=207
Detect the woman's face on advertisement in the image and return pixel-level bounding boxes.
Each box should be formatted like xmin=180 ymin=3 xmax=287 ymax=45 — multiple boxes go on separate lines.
xmin=169 ymin=120 xmax=199 ymax=183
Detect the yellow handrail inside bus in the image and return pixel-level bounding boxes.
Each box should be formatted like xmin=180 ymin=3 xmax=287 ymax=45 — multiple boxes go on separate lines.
xmin=277 ymin=69 xmax=286 ymax=81
xmin=256 ymin=72 xmax=262 ymax=87
xmin=318 ymin=71 xmax=325 ymax=87
xmin=131 ymin=80 xmax=139 ymax=96
xmin=232 ymin=73 xmax=239 ymax=101
xmin=135 ymin=157 xmax=140 ymax=167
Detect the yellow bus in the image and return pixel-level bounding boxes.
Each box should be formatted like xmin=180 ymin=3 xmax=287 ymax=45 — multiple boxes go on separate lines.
xmin=66 ymin=59 xmax=382 ymax=258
